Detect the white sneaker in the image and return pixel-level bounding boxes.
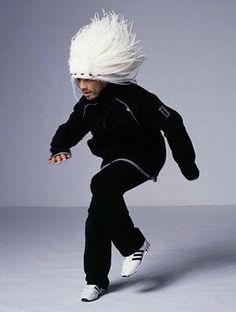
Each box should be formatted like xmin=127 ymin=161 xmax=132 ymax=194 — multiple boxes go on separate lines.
xmin=121 ymin=240 xmax=150 ymax=277
xmin=80 ymin=284 xmax=107 ymax=302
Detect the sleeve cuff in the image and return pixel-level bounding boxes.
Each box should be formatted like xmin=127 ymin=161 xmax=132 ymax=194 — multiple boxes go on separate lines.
xmin=50 ymin=151 xmax=71 ymax=158
xmin=180 ymin=162 xmax=200 ymax=181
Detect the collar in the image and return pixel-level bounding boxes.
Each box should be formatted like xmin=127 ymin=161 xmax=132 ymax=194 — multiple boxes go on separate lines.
xmin=82 ymin=82 xmax=134 ymax=103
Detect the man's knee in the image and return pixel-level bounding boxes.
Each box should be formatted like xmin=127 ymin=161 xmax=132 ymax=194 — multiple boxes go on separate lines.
xmin=90 ymin=171 xmax=116 ymax=196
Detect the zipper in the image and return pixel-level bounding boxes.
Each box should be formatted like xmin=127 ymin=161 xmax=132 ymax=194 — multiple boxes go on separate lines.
xmin=83 ymin=103 xmax=98 ymax=118
xmin=101 ymin=158 xmax=157 ymax=182
xmin=114 ymin=98 xmax=140 ymax=126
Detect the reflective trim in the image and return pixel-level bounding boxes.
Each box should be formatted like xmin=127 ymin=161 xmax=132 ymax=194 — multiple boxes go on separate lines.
xmin=83 ymin=103 xmax=98 ymax=118
xmin=114 ymin=98 xmax=140 ymax=125
xmin=101 ymin=158 xmax=157 ymax=182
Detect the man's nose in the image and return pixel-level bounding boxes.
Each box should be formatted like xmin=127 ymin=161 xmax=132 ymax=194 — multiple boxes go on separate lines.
xmin=79 ymin=80 xmax=87 ymax=90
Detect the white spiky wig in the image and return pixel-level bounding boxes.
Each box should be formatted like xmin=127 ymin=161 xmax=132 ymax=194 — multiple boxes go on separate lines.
xmin=68 ymin=10 xmax=146 ymax=85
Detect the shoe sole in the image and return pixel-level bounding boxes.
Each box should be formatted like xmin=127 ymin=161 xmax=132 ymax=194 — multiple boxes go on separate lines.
xmin=121 ymin=242 xmax=150 ymax=277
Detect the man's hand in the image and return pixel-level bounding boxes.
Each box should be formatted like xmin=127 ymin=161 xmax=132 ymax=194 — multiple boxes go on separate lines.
xmin=48 ymin=153 xmax=71 ymax=165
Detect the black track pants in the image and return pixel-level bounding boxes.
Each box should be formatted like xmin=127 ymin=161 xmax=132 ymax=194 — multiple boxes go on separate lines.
xmin=84 ymin=161 xmax=149 ymax=289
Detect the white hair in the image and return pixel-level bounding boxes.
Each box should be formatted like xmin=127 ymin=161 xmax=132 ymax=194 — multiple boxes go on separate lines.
xmin=68 ymin=10 xmax=146 ymax=84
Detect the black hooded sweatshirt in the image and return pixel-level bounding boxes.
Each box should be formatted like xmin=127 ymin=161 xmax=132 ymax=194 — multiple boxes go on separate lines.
xmin=50 ymin=83 xmax=199 ymax=181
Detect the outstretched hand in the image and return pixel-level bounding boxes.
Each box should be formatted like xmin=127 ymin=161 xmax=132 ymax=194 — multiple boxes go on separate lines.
xmin=48 ymin=153 xmax=71 ymax=165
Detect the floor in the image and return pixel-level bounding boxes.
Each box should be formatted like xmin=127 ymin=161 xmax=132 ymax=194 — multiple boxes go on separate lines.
xmin=1 ymin=205 xmax=236 ymax=312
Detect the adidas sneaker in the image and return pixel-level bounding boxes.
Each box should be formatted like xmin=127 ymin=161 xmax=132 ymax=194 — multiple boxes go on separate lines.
xmin=121 ymin=240 xmax=150 ymax=277
xmin=80 ymin=284 xmax=107 ymax=302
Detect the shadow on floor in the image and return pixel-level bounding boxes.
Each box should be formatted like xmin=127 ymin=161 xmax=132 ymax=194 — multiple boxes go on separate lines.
xmin=110 ymin=242 xmax=236 ymax=293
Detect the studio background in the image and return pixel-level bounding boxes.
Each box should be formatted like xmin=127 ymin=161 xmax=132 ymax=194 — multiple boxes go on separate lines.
xmin=1 ymin=0 xmax=235 ymax=208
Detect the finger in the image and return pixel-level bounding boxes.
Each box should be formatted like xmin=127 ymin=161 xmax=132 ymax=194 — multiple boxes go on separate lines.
xmin=56 ymin=155 xmax=62 ymax=164
xmin=49 ymin=157 xmax=56 ymax=164
xmin=52 ymin=157 xmax=58 ymax=164
xmin=61 ymin=154 xmax=67 ymax=161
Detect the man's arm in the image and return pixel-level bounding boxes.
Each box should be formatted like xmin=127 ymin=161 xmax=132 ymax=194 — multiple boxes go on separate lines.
xmin=49 ymin=101 xmax=90 ymax=164
xmin=140 ymin=93 xmax=200 ymax=180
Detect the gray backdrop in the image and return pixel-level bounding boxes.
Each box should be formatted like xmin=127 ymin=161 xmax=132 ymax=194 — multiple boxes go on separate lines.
xmin=0 ymin=0 xmax=235 ymax=207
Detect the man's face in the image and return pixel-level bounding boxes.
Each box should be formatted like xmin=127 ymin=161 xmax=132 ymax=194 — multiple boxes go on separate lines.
xmin=75 ymin=78 xmax=107 ymax=100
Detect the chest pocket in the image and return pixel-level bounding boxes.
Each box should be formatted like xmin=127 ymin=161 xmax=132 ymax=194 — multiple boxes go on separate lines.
xmin=103 ymin=98 xmax=140 ymax=132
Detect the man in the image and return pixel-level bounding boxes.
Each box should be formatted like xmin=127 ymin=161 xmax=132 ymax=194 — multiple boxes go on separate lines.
xmin=48 ymin=11 xmax=199 ymax=302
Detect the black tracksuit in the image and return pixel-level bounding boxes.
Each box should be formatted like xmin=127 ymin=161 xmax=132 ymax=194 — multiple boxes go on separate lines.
xmin=50 ymin=82 xmax=199 ymax=288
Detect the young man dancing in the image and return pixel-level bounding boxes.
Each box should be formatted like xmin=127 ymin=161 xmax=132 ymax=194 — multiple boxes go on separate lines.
xmin=48 ymin=11 xmax=199 ymax=302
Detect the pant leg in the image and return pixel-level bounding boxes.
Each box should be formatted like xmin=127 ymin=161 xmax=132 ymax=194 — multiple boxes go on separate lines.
xmin=84 ymin=161 xmax=148 ymax=287
xmin=84 ymin=202 xmax=111 ymax=289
